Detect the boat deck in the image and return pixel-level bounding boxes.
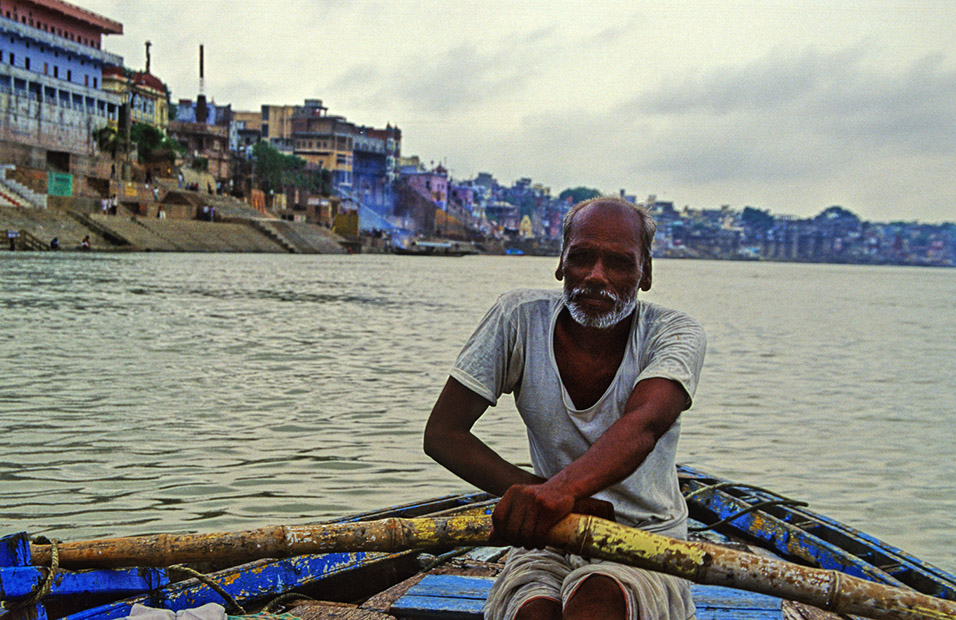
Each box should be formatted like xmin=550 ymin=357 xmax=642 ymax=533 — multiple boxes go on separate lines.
xmin=282 ymin=544 xmax=841 ymax=620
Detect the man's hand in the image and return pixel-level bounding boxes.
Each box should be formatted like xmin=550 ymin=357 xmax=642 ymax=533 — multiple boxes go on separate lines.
xmin=571 ymin=496 xmax=616 ymax=522
xmin=491 ymin=483 xmax=615 ymax=549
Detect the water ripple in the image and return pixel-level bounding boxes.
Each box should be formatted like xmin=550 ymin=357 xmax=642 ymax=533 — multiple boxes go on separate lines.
xmin=1 ymin=254 xmax=954 ymax=572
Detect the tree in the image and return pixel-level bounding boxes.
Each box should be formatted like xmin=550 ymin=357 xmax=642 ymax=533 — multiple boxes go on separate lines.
xmin=129 ymin=123 xmax=165 ymax=161
xmin=558 ymin=187 xmax=603 ymax=204
xmin=94 ymin=126 xmax=120 ymax=156
xmin=741 ymin=206 xmax=775 ymax=230
xmin=251 ymin=141 xmax=331 ymax=194
xmin=128 ymin=122 xmax=185 ymax=163
xmin=814 ymin=205 xmax=860 ymax=225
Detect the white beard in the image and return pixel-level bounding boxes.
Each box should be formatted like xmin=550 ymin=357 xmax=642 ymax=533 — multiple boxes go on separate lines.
xmin=563 ymin=283 xmax=637 ymax=329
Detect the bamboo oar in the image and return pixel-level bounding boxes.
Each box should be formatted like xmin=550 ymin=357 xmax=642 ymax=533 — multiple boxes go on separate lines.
xmin=30 ymin=514 xmax=956 ymax=620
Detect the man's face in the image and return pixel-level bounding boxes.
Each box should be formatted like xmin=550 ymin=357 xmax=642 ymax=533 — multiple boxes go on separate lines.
xmin=559 ymin=204 xmax=644 ymax=329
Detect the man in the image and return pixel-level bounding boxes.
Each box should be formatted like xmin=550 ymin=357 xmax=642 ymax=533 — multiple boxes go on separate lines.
xmin=424 ymin=197 xmax=706 ymax=620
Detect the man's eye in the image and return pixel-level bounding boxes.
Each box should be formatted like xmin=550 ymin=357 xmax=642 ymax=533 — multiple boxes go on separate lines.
xmin=608 ymin=256 xmax=635 ymax=270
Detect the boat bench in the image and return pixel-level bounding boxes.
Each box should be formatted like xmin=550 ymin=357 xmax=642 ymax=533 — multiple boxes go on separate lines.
xmin=391 ymin=574 xmax=784 ymax=619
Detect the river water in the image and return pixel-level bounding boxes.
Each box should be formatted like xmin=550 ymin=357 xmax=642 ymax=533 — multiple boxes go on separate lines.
xmin=1 ymin=252 xmax=954 ymax=573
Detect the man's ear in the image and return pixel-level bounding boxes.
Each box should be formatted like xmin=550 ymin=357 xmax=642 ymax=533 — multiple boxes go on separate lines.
xmin=555 ymin=259 xmax=564 ymax=281
xmin=639 ymin=255 xmax=652 ymax=291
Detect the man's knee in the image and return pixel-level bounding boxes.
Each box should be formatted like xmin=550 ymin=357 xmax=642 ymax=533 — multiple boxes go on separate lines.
xmin=515 ymin=596 xmax=562 ymax=620
xmin=564 ymin=574 xmax=628 ymax=619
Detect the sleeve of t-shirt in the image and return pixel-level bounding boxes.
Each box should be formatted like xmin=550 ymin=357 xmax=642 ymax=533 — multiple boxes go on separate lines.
xmin=635 ymin=309 xmax=707 ymax=408
xmin=450 ymin=294 xmax=523 ymax=406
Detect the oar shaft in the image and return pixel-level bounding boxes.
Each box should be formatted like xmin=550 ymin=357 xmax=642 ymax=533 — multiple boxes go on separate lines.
xmin=30 ymin=514 xmax=956 ymax=620
xmin=30 ymin=515 xmax=490 ymax=569
xmin=548 ymin=514 xmax=956 ymax=620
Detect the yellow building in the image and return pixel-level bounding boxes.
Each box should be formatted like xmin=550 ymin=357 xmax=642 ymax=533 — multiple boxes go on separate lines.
xmin=101 ymin=66 xmax=168 ymax=129
xmin=233 ymin=110 xmax=261 ymax=132
xmin=292 ymin=100 xmax=355 ymax=188
xmin=261 ymin=104 xmax=296 ymax=150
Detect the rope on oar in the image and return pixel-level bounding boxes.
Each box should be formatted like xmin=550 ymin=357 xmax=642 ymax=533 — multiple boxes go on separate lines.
xmin=167 ymin=565 xmax=246 ymax=615
xmin=8 ymin=538 xmax=60 ymax=612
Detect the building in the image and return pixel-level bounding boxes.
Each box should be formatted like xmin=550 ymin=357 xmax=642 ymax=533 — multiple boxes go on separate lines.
xmin=367 ymin=123 xmax=400 ymax=183
xmin=0 ymin=0 xmax=124 ymax=171
xmin=260 ymin=104 xmax=295 ymax=152
xmin=291 ymin=99 xmax=355 ymax=190
xmin=349 ymin=123 xmax=400 ymax=213
xmin=232 ymin=109 xmax=260 ymax=153
xmin=403 ymin=164 xmax=447 ymax=210
xmin=168 ymin=95 xmax=233 ymax=182
xmin=101 ymin=64 xmax=168 ymax=129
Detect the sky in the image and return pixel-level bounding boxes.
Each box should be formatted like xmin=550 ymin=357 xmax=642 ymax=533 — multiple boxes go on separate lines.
xmin=81 ymin=0 xmax=956 ymax=223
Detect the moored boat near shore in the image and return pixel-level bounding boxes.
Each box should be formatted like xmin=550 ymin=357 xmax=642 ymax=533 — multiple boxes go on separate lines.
xmin=3 ymin=467 xmax=955 ymax=620
xmin=391 ymin=237 xmax=479 ymax=256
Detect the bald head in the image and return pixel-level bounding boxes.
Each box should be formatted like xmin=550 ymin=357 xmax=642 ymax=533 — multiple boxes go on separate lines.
xmin=560 ymin=197 xmax=655 ymax=290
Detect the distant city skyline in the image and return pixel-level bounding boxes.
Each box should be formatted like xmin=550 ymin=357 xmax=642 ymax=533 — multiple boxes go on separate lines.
xmin=82 ymin=0 xmax=956 ymax=223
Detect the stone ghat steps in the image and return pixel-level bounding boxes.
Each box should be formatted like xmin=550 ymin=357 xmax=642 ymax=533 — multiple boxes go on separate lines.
xmin=88 ymin=214 xmax=180 ymax=251
xmin=118 ymin=217 xmax=290 ymax=253
xmin=256 ymin=219 xmax=348 ymax=254
xmin=3 ymin=204 xmax=349 ymax=254
xmin=1 ymin=205 xmax=111 ymax=249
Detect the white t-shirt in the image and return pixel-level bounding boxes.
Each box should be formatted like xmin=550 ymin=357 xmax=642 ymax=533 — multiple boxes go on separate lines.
xmin=451 ymin=288 xmax=706 ymax=538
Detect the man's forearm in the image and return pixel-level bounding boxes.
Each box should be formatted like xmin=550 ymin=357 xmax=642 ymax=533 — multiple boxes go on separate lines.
xmin=424 ymin=428 xmax=543 ymax=497
xmin=542 ymin=377 xmax=686 ymax=502
xmin=543 ymin=418 xmax=658 ymax=501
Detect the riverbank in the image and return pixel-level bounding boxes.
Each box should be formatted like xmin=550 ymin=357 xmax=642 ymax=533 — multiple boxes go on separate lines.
xmin=1 ymin=200 xmax=351 ymax=254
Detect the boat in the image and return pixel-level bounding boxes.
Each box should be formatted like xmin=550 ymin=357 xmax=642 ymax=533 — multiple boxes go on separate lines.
xmin=391 ymin=237 xmax=478 ymax=256
xmin=3 ymin=467 xmax=954 ymax=620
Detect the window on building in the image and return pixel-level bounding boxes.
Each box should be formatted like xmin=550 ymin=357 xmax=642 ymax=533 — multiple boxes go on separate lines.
xmin=43 ymin=62 xmax=47 ymax=74
xmin=24 ymin=57 xmax=29 ymax=70
xmin=53 ymin=66 xmax=57 ymax=78
xmin=67 ymin=69 xmax=71 ymax=81
xmin=9 ymin=53 xmax=13 ymax=65
xmin=92 ymin=77 xmax=97 ymax=88
xmin=84 ymin=75 xmax=88 ymax=86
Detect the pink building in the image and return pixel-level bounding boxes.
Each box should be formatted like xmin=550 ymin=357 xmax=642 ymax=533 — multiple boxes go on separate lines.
xmin=450 ymin=184 xmax=474 ymax=209
xmin=405 ymin=166 xmax=448 ymax=209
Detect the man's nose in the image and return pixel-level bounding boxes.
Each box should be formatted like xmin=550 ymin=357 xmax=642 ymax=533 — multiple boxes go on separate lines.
xmin=584 ymin=258 xmax=609 ymax=285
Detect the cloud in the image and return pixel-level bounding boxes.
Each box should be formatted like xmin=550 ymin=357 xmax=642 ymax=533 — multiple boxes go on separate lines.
xmin=635 ymin=47 xmax=865 ymax=115
xmin=363 ymin=43 xmax=534 ymax=115
xmin=443 ymin=44 xmax=956 ymax=219
xmin=601 ymin=47 xmax=956 ymax=188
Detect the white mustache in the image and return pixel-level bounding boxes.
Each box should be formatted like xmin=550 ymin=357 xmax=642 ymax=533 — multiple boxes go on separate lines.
xmin=569 ymin=286 xmax=621 ymax=303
